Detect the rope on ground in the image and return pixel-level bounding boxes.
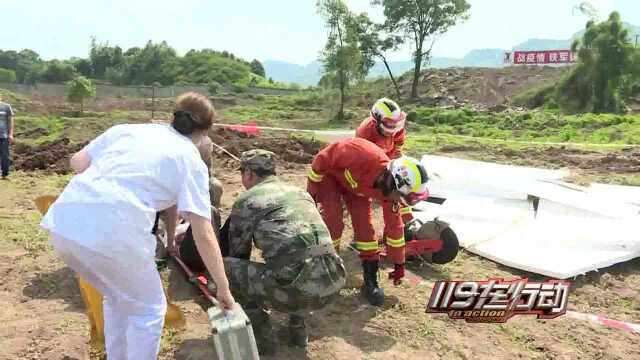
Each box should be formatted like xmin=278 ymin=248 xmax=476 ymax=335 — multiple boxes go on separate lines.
xmin=212 ymin=123 xmax=318 ymax=134
xmin=210 ymin=141 xmax=241 ymax=162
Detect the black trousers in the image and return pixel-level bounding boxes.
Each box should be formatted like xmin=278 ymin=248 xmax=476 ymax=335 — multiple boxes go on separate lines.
xmin=0 ymin=138 xmax=10 ymax=177
xmin=179 ymin=217 xmax=247 ymax=273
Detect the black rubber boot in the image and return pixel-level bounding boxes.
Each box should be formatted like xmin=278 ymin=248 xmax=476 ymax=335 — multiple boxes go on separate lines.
xmin=288 ymin=314 xmax=308 ymax=348
xmin=362 ymin=260 xmax=385 ymax=306
xmin=246 ymin=307 xmax=277 ymax=356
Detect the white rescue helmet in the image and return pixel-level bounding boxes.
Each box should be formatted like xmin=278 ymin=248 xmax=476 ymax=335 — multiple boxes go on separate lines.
xmin=371 ymin=98 xmax=406 ymax=136
xmin=387 ymin=156 xmax=429 ymax=205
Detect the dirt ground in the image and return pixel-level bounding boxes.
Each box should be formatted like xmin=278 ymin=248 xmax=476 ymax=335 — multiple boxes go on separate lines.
xmin=435 ymin=143 xmax=640 ymax=186
xmin=1 ymin=128 xmax=639 ymax=359
xmin=2 ymin=74 xmax=640 ymax=358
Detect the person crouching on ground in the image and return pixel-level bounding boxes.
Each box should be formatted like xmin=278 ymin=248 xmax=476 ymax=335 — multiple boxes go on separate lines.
xmin=40 ymin=92 xmax=235 ymax=360
xmin=179 ymin=149 xmax=347 ymax=355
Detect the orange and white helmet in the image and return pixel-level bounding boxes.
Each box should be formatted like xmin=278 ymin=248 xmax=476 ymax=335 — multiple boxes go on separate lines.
xmin=371 ymin=98 xmax=406 ymax=136
xmin=387 ymin=156 xmax=429 ymax=205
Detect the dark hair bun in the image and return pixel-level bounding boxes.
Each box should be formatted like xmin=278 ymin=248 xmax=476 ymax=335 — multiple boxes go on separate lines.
xmin=172 ymin=111 xmax=195 ymax=135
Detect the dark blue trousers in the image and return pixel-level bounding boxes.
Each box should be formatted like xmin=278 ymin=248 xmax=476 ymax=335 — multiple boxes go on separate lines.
xmin=0 ymin=138 xmax=10 ymax=177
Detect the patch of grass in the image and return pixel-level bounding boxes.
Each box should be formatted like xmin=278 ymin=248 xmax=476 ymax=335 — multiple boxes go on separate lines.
xmin=615 ymin=298 xmax=636 ymax=312
xmin=416 ymin=318 xmax=443 ymax=339
xmin=0 ymin=172 xmax=71 ymax=254
xmin=15 ymin=112 xmax=151 ymax=146
xmin=511 ymin=82 xmax=557 ymax=109
xmin=159 ymin=327 xmax=180 ymax=356
xmin=14 ymin=116 xmax=66 ymax=145
xmin=496 ymin=324 xmax=543 ymax=355
xmin=409 ymin=107 xmax=640 ymax=146
xmin=0 ymin=211 xmax=51 ymax=253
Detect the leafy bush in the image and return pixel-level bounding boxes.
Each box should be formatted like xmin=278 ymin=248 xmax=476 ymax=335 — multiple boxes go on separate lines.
xmin=231 ymin=84 xmax=249 ymax=94
xmin=556 ymin=12 xmax=639 ymax=114
xmin=66 ymin=76 xmax=96 ymax=114
xmin=406 ymin=111 xmax=418 ymax=123
xmin=511 ymin=83 xmax=556 ymax=109
xmin=208 ymin=81 xmax=222 ymax=94
xmin=41 ymin=60 xmax=77 ymax=83
xmin=0 ymin=68 xmax=16 ymax=83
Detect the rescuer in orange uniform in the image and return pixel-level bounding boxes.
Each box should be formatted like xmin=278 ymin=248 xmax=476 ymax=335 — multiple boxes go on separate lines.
xmin=307 ymin=138 xmax=429 ymax=306
xmin=355 ymin=98 xmax=414 ymax=223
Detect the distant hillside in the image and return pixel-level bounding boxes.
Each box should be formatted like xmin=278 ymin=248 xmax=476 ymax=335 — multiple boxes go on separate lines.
xmin=265 ymin=23 xmax=640 ymax=86
xmin=265 ymin=49 xmax=507 ymax=85
xmin=262 ymin=60 xmax=323 ymax=86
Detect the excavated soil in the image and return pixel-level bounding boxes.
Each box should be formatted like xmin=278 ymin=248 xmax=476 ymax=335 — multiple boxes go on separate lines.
xmin=208 ymin=127 xmax=324 ymax=169
xmin=10 ymin=128 xmax=324 ymax=176
xmin=13 ymin=138 xmax=87 ymax=174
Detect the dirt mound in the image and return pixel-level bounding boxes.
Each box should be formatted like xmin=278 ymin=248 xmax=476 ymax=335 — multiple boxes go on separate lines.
xmin=409 ymin=66 xmax=564 ymax=108
xmin=13 ymin=138 xmax=86 ymax=174
xmin=10 ymin=128 xmax=323 ymax=175
xmin=208 ymin=127 xmax=324 ymax=168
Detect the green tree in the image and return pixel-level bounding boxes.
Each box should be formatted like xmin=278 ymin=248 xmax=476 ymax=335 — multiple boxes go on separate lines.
xmin=120 ymin=41 xmax=179 ymax=85
xmin=557 ymin=11 xmax=639 ymax=113
xmin=41 ymin=60 xmax=77 ymax=83
xmin=66 ymin=76 xmax=96 ymax=114
xmin=178 ymin=49 xmax=251 ymax=85
xmin=13 ymin=49 xmax=44 ymax=84
xmin=352 ymin=12 xmax=404 ymax=99
xmin=373 ymin=0 xmax=470 ymax=99
xmin=318 ymin=73 xmax=336 ymax=89
xmin=0 ymin=50 xmax=19 ymax=70
xmin=0 ymin=68 xmax=16 ymax=83
xmin=317 ymin=0 xmax=366 ymax=121
xmin=90 ymin=37 xmax=124 ymax=79
xmin=250 ymin=59 xmax=266 ymax=77
xmin=72 ymin=57 xmax=93 ymax=77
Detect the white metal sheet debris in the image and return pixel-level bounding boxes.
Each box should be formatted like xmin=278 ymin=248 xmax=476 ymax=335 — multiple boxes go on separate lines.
xmin=414 ymin=155 xmax=640 ymax=279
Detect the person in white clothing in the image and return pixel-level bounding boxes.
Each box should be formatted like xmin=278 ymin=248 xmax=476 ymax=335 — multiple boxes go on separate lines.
xmin=40 ymin=92 xmax=234 ymax=360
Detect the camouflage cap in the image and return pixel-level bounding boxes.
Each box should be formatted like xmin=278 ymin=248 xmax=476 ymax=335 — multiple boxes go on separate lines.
xmin=240 ymin=149 xmax=276 ymax=173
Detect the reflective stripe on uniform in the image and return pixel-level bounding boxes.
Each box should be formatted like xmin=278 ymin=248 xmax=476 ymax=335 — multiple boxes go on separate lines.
xmin=400 ymin=207 xmax=412 ymax=215
xmin=386 ymin=236 xmax=405 ymax=248
xmin=308 ymin=168 xmax=324 ymax=182
xmin=344 ymin=169 xmax=358 ymax=189
xmin=355 ymin=241 xmax=379 ymax=251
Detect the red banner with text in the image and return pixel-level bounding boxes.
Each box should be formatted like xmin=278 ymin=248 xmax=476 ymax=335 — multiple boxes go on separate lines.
xmin=504 ymin=50 xmax=577 ymax=65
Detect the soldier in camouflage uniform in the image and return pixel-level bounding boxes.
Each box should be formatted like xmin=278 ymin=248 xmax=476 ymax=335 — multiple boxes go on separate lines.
xmin=221 ymin=149 xmax=346 ymax=354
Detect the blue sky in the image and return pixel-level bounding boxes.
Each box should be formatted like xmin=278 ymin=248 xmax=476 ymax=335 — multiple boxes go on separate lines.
xmin=1 ymin=0 xmax=638 ymax=65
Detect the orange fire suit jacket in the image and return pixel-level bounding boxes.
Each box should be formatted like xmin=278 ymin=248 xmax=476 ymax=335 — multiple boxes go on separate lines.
xmin=308 ymin=138 xmax=405 ymax=264
xmin=355 ymin=117 xmax=413 ymax=222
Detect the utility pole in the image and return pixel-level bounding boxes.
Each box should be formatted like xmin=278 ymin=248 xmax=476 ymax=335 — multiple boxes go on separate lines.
xmin=151 ymin=82 xmax=161 ymax=120
xmin=151 ymin=84 xmax=156 ymax=120
xmin=635 ymin=34 xmax=639 ymax=48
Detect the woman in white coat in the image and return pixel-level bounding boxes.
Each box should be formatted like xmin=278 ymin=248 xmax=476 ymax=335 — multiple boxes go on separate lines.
xmin=40 ymin=92 xmax=234 ymax=359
